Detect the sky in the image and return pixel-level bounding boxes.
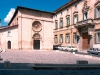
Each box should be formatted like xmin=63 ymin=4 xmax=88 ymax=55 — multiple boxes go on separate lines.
xmin=0 ymin=0 xmax=70 ymax=26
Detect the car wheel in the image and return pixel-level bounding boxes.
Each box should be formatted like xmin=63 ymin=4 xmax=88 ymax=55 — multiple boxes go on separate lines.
xmin=98 ymin=53 xmax=100 ymax=56
xmin=88 ymin=52 xmax=91 ymax=54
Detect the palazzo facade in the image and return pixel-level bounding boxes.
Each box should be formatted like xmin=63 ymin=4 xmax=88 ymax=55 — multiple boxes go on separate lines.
xmin=53 ymin=0 xmax=100 ymax=51
xmin=0 ymin=0 xmax=100 ymax=51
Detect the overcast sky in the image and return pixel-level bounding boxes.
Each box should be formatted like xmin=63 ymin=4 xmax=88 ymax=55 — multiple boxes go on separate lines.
xmin=0 ymin=0 xmax=70 ymax=26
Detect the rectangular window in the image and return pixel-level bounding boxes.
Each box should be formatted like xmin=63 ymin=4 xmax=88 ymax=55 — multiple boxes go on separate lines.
xmin=97 ymin=8 xmax=100 ymax=18
xmin=60 ymin=34 xmax=63 ymax=43
xmin=75 ymin=5 xmax=77 ymax=9
xmin=83 ymin=12 xmax=88 ymax=20
xmin=97 ymin=33 xmax=100 ymax=43
xmin=67 ymin=17 xmax=70 ymax=26
xmin=54 ymin=35 xmax=58 ymax=44
xmin=66 ymin=34 xmax=70 ymax=43
xmin=8 ymin=30 xmax=11 ymax=36
xmin=73 ymin=15 xmax=78 ymax=24
xmin=73 ymin=33 xmax=79 ymax=43
xmin=67 ymin=9 xmax=69 ymax=13
xmin=60 ymin=19 xmax=63 ymax=28
xmin=55 ymin=21 xmax=58 ymax=29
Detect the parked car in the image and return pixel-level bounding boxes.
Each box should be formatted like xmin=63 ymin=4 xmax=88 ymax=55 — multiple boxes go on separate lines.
xmin=66 ymin=46 xmax=78 ymax=52
xmin=87 ymin=48 xmax=100 ymax=55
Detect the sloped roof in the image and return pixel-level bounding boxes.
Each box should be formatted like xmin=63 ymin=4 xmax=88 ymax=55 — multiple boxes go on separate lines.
xmin=8 ymin=6 xmax=55 ymax=26
xmin=54 ymin=0 xmax=82 ymax=13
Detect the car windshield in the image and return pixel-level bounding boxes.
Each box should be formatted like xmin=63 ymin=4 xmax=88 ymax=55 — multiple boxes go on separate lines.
xmin=67 ymin=46 xmax=75 ymax=48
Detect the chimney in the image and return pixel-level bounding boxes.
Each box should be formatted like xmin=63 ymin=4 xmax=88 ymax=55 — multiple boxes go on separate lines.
xmin=0 ymin=19 xmax=1 ymax=26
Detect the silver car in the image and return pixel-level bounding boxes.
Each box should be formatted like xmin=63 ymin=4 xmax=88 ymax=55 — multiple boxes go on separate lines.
xmin=87 ymin=48 xmax=100 ymax=55
xmin=66 ymin=46 xmax=78 ymax=52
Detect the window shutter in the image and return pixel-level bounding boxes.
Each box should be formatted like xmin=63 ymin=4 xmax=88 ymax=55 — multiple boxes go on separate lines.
xmin=94 ymin=33 xmax=97 ymax=44
xmin=94 ymin=8 xmax=97 ymax=19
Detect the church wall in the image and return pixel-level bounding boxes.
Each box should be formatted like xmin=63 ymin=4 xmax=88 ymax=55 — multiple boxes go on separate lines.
xmin=18 ymin=9 xmax=53 ymax=50
xmin=0 ymin=27 xmax=18 ymax=49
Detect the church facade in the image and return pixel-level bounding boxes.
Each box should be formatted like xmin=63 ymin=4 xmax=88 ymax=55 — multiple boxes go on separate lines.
xmin=0 ymin=6 xmax=54 ymax=50
xmin=0 ymin=0 xmax=100 ymax=51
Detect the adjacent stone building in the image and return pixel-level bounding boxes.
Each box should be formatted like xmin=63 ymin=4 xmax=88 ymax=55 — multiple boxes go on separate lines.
xmin=53 ymin=0 xmax=100 ymax=51
xmin=0 ymin=0 xmax=100 ymax=51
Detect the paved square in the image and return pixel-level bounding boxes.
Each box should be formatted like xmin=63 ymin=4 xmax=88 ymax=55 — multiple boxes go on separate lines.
xmin=0 ymin=50 xmax=100 ymax=64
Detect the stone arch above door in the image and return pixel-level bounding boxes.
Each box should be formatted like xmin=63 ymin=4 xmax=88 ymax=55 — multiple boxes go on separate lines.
xmin=32 ymin=21 xmax=42 ymax=32
xmin=33 ymin=33 xmax=41 ymax=40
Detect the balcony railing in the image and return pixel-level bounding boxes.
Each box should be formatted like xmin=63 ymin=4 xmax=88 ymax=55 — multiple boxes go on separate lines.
xmin=75 ymin=19 xmax=94 ymax=28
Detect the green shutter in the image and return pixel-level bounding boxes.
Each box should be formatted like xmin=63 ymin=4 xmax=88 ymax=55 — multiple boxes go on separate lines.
xmin=94 ymin=33 xmax=97 ymax=44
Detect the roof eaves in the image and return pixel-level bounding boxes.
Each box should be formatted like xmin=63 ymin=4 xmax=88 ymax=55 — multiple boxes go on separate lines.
xmin=54 ymin=0 xmax=82 ymax=13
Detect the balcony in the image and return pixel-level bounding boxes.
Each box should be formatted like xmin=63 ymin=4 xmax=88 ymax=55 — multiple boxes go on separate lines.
xmin=75 ymin=19 xmax=94 ymax=28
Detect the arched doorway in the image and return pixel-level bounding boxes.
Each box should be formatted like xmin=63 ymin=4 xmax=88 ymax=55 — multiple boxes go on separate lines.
xmin=33 ymin=33 xmax=41 ymax=50
xmin=7 ymin=41 xmax=11 ymax=49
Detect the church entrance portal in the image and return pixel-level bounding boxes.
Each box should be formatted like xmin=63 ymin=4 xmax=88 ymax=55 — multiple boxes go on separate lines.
xmin=34 ymin=40 xmax=40 ymax=50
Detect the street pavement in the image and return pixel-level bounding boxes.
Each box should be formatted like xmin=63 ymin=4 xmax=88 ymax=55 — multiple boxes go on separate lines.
xmin=0 ymin=50 xmax=100 ymax=64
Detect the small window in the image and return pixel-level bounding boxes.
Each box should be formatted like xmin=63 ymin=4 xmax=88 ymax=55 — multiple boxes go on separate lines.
xmin=67 ymin=9 xmax=69 ymax=13
xmin=67 ymin=17 xmax=70 ymax=26
xmin=97 ymin=33 xmax=100 ymax=43
xmin=60 ymin=19 xmax=63 ymax=28
xmin=54 ymin=35 xmax=58 ymax=44
xmin=60 ymin=34 xmax=63 ymax=43
xmin=75 ymin=5 xmax=77 ymax=9
xmin=8 ymin=30 xmax=11 ymax=36
xmin=61 ymin=12 xmax=62 ymax=15
xmin=73 ymin=15 xmax=78 ymax=24
xmin=55 ymin=21 xmax=58 ymax=29
xmin=73 ymin=33 xmax=79 ymax=43
xmin=83 ymin=12 xmax=88 ymax=20
xmin=97 ymin=8 xmax=100 ymax=18
xmin=66 ymin=34 xmax=70 ymax=43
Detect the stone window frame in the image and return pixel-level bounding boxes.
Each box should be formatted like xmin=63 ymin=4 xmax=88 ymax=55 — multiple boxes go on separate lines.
xmin=55 ymin=20 xmax=58 ymax=30
xmin=73 ymin=33 xmax=79 ymax=44
xmin=82 ymin=0 xmax=90 ymax=20
xmin=83 ymin=11 xmax=88 ymax=20
xmin=59 ymin=18 xmax=63 ymax=28
xmin=73 ymin=14 xmax=78 ymax=24
xmin=54 ymin=35 xmax=58 ymax=44
xmin=94 ymin=32 xmax=100 ymax=44
xmin=94 ymin=7 xmax=100 ymax=19
xmin=66 ymin=16 xmax=70 ymax=27
xmin=65 ymin=34 xmax=70 ymax=44
xmin=59 ymin=34 xmax=63 ymax=44
xmin=7 ymin=30 xmax=11 ymax=37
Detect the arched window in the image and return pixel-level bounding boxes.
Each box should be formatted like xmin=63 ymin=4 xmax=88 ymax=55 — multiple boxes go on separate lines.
xmin=7 ymin=41 xmax=11 ymax=49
